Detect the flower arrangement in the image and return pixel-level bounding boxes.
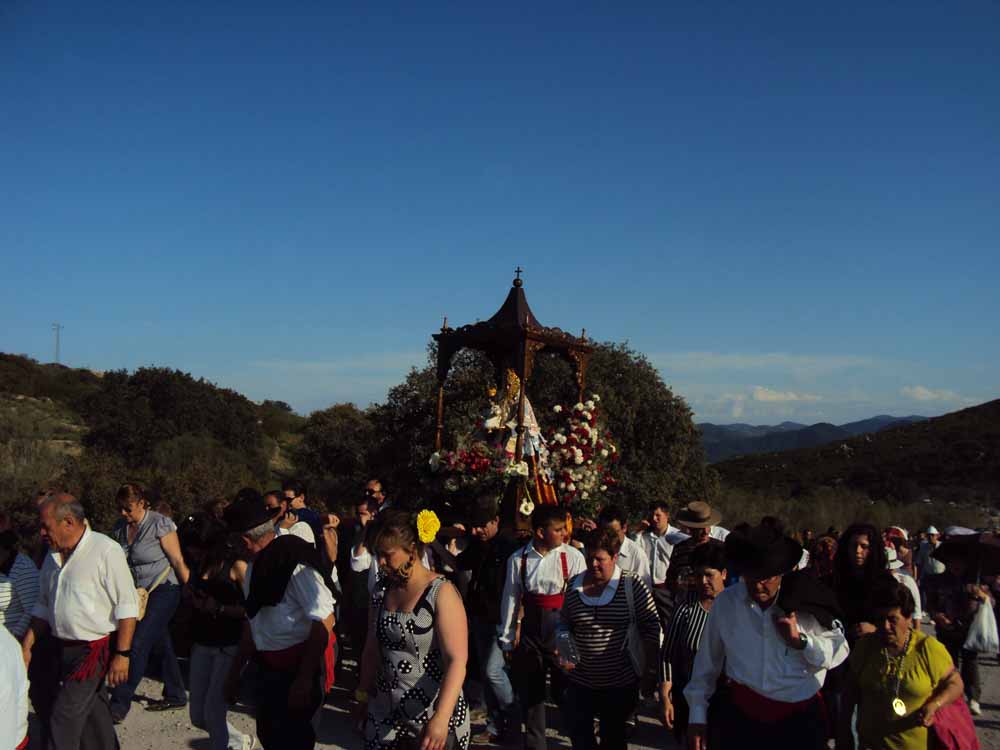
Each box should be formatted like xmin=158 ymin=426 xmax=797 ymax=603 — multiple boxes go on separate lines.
xmin=416 ymin=509 xmax=441 ymax=543
xmin=548 ymin=394 xmax=618 ymax=516
xmin=428 ymin=441 xmax=508 ymax=493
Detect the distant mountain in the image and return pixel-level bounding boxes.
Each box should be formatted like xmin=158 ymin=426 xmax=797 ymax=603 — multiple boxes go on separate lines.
xmin=714 ymin=400 xmax=1000 ymax=504
xmin=839 ymin=415 xmax=925 ymax=437
xmin=699 ymin=415 xmax=926 ymax=463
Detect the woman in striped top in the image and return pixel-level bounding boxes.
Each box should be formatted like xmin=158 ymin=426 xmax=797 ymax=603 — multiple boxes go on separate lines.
xmin=659 ymin=542 xmax=726 ymax=743
xmin=0 ymin=529 xmax=39 ymax=639
xmin=558 ymin=528 xmax=661 ymax=750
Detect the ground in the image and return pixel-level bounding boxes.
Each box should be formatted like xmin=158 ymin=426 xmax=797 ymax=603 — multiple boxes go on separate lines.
xmin=47 ymin=650 xmax=1000 ymax=750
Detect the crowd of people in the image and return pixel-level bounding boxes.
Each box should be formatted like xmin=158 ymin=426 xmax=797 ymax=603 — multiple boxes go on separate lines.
xmin=0 ymin=480 xmax=991 ymax=750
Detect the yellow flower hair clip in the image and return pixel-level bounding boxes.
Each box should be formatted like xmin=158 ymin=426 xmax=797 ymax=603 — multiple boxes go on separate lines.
xmin=416 ymin=509 xmax=441 ymax=544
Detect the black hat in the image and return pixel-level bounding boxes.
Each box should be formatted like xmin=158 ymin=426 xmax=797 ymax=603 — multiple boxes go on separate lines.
xmin=724 ymin=524 xmax=803 ymax=579
xmin=466 ymin=496 xmax=500 ymax=529
xmin=224 ymin=488 xmax=275 ymax=534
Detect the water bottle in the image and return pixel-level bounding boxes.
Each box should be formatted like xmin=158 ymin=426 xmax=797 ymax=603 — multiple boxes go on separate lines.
xmin=556 ymin=630 xmax=580 ymax=666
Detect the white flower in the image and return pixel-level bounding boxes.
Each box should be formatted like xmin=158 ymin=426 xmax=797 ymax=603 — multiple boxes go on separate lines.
xmin=567 ymin=483 xmax=576 ymax=492
xmin=574 ymin=402 xmax=584 ymax=411
xmin=553 ymin=405 xmax=563 ymax=413
xmin=600 ymin=484 xmax=607 ymax=491
xmin=601 ymin=449 xmax=609 ymax=458
xmin=592 ymin=394 xmax=601 ymax=402
xmin=558 ymin=482 xmax=566 ymax=489
xmin=429 ymin=452 xmax=441 ymax=471
xmin=587 ymin=460 xmax=592 ymax=465
xmin=585 ymin=400 xmax=595 ymax=410
xmin=574 ymin=454 xmax=584 ymax=465
xmin=581 ymin=491 xmax=590 ymax=500
xmin=582 ymin=411 xmax=592 ymax=420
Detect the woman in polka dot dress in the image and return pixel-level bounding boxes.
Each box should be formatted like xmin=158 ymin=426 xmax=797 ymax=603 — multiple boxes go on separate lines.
xmin=356 ymin=509 xmax=471 ymax=750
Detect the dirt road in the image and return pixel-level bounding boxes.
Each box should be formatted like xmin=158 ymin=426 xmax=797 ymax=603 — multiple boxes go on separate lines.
xmin=98 ymin=652 xmax=1000 ymax=749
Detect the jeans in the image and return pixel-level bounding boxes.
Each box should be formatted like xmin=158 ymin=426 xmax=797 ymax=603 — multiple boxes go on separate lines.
xmin=469 ymin=617 xmax=515 ymax=730
xmin=563 ymin=681 xmax=639 ymax=750
xmin=190 ymin=643 xmax=248 ymax=750
xmin=111 ymin=583 xmax=187 ymax=718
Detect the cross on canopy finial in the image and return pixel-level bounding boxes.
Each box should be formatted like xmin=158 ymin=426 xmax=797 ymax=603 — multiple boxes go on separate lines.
xmin=513 ymin=266 xmax=524 ymax=287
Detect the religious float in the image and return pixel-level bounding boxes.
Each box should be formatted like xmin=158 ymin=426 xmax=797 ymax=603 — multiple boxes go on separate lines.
xmin=428 ymin=270 xmax=618 ymax=533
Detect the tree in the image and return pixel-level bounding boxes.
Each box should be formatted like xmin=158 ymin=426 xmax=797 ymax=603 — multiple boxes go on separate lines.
xmin=363 ymin=341 xmax=716 ymax=520
xmin=292 ymin=403 xmax=377 ymax=509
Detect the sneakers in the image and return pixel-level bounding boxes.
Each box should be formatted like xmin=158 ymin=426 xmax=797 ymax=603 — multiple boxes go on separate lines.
xmin=969 ymin=699 xmax=982 ymax=716
xmin=241 ymin=735 xmax=259 ymax=750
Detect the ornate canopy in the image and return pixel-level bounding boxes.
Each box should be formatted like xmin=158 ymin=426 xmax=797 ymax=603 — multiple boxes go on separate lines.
xmin=432 ymin=269 xmax=592 ymax=453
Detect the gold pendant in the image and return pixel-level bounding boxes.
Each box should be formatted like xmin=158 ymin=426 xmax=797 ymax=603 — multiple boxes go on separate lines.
xmin=892 ymin=698 xmax=906 ymax=717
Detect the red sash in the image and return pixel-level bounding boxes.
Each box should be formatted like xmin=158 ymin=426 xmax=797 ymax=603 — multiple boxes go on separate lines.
xmin=61 ymin=635 xmax=111 ymax=683
xmin=258 ymin=631 xmax=337 ymax=694
xmin=520 ymin=548 xmax=569 ymax=612
xmin=729 ymin=681 xmax=825 ymax=725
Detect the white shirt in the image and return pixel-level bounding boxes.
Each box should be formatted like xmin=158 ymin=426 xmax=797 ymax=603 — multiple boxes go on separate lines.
xmin=243 ymin=562 xmax=335 ymax=652
xmin=498 ymin=542 xmax=586 ymax=650
xmin=684 ymin=581 xmax=848 ymax=724
xmin=639 ymin=528 xmax=687 ymax=585
xmin=708 ymin=526 xmax=729 ymax=541
xmin=0 ymin=552 xmax=40 ymax=638
xmin=616 ymin=536 xmax=652 ymax=589
xmin=276 ymin=521 xmax=315 ymax=545
xmin=32 ymin=526 xmax=139 ymax=641
xmin=0 ymin=627 xmax=28 ymax=750
xmin=893 ymin=571 xmax=923 ymax=621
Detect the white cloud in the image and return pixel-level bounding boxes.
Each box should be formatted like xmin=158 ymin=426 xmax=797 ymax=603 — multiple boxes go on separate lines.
xmin=751 ymin=386 xmax=822 ymax=403
xmin=900 ymin=385 xmax=965 ymax=403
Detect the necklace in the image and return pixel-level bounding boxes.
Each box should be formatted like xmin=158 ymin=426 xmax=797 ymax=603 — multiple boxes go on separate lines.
xmin=882 ymin=629 xmax=913 ymax=717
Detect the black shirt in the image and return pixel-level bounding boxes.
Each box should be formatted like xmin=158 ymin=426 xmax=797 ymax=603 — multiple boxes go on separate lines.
xmin=457 ymin=531 xmax=522 ymax=624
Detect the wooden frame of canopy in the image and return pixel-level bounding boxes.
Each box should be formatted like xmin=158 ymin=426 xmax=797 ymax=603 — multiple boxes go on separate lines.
xmin=432 ymin=270 xmax=592 ymax=528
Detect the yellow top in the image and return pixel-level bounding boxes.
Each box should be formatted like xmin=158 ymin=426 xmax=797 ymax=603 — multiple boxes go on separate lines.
xmin=849 ymin=629 xmax=954 ymax=750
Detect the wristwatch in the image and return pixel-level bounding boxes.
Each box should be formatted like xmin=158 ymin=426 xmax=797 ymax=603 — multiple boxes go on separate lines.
xmin=115 ymin=649 xmax=132 ymax=658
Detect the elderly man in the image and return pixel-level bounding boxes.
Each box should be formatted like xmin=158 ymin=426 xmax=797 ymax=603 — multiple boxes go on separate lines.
xmin=22 ymin=493 xmax=138 ymax=750
xmin=223 ymin=488 xmax=336 ymax=750
xmin=663 ymin=502 xmax=725 ymax=612
xmin=685 ymin=524 xmax=848 ymax=749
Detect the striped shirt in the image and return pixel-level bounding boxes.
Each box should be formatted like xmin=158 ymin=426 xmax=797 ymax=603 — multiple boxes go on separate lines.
xmin=0 ymin=553 xmax=40 ymax=639
xmin=659 ymin=599 xmax=711 ymax=686
xmin=560 ymin=568 xmax=661 ymax=688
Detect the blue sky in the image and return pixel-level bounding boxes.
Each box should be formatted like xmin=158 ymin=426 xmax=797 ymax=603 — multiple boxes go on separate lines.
xmin=2 ymin=1 xmax=998 ymax=424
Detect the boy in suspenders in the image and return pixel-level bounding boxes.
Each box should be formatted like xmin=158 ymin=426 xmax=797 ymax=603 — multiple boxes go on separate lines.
xmin=499 ymin=506 xmax=586 ymax=750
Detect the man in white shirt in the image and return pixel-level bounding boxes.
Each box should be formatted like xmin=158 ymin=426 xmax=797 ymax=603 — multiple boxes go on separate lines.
xmin=638 ymin=502 xmax=688 ymax=625
xmin=685 ymin=524 xmax=848 ymax=749
xmin=223 ymin=489 xmax=335 ymax=750
xmin=596 ymin=505 xmax=651 ymax=589
xmin=22 ymin=493 xmax=138 ymax=750
xmin=499 ymin=505 xmax=585 ymax=750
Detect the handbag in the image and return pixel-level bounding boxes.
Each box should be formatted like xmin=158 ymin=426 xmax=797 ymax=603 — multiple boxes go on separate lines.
xmin=930 ymin=697 xmax=980 ymax=750
xmin=136 ymin=566 xmax=172 ymax=622
xmin=962 ymin=599 xmax=999 ymax=653
xmin=620 ymin=573 xmax=645 ymax=678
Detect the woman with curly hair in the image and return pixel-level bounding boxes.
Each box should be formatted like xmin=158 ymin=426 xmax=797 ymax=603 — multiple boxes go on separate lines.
xmin=355 ymin=508 xmax=471 ymax=750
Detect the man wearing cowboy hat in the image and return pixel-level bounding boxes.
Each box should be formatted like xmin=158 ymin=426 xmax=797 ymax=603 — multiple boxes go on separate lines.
xmin=222 ymin=488 xmax=336 ymax=750
xmin=663 ymin=502 xmax=725 ymax=612
xmin=685 ymin=524 xmax=848 ymax=749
